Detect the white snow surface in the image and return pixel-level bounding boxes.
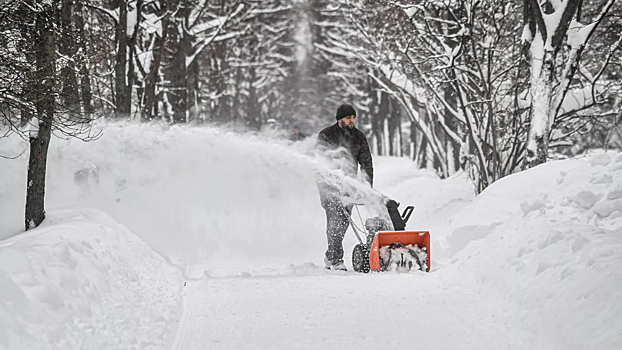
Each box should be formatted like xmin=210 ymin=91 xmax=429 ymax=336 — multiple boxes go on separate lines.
xmin=0 ymin=209 xmax=180 ymax=350
xmin=1 ymin=122 xmax=621 ymax=349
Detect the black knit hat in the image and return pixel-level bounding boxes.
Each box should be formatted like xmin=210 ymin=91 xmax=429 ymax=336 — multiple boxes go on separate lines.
xmin=335 ymin=104 xmax=356 ymax=120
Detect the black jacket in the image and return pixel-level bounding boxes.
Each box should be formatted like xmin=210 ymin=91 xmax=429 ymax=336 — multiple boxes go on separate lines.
xmin=315 ymin=123 xmax=373 ymax=203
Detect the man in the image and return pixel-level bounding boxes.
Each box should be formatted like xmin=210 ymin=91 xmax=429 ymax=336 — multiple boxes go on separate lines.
xmin=289 ymin=125 xmax=306 ymax=142
xmin=315 ymin=104 xmax=373 ymax=271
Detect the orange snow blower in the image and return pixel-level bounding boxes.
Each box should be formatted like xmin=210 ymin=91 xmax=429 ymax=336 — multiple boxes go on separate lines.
xmin=349 ymin=202 xmax=430 ymax=273
xmin=368 ymin=231 xmax=430 ymax=272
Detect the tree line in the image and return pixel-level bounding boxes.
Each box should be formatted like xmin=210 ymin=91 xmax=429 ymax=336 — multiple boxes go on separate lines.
xmin=312 ymin=0 xmax=621 ymax=193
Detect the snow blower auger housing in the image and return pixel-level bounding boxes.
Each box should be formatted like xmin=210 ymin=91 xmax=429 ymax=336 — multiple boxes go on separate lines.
xmin=350 ymin=203 xmax=430 ymax=273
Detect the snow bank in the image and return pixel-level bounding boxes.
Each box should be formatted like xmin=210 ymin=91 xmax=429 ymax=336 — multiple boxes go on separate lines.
xmin=440 ymin=151 xmax=622 ymax=350
xmin=0 ymin=209 xmax=180 ymax=350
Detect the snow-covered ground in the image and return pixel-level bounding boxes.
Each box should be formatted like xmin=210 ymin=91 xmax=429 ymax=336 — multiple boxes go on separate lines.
xmin=1 ymin=122 xmax=621 ymax=349
xmin=0 ymin=209 xmax=180 ymax=350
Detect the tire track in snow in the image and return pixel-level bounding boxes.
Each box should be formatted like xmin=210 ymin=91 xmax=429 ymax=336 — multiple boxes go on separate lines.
xmin=169 ymin=270 xmax=531 ymax=350
xmin=169 ymin=279 xmax=197 ymax=350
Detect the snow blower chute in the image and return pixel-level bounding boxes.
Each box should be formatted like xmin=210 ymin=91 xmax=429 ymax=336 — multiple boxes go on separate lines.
xmin=349 ymin=201 xmax=430 ymax=273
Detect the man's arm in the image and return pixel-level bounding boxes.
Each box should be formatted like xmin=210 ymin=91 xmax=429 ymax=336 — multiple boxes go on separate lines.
xmin=358 ymin=136 xmax=374 ymax=186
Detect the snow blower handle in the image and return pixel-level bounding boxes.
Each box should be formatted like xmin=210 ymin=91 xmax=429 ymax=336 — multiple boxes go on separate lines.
xmin=343 ymin=204 xmax=367 ymax=245
xmin=401 ymin=206 xmax=414 ymax=225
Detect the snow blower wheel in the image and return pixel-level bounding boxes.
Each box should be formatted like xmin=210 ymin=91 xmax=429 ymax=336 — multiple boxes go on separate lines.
xmin=352 ymin=244 xmax=370 ymax=273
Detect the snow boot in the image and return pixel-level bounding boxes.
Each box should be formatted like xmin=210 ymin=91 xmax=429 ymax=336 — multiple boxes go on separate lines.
xmin=325 ymin=257 xmax=347 ymax=271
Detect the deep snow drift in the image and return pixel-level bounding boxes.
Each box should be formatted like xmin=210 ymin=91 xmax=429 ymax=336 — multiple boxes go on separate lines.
xmin=1 ymin=122 xmax=621 ymax=350
xmin=0 ymin=209 xmax=179 ymax=350
xmin=437 ymin=152 xmax=622 ymax=349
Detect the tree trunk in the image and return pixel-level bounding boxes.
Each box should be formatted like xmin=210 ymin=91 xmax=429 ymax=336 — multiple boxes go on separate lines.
xmin=59 ymin=0 xmax=80 ymax=113
xmin=378 ymin=91 xmax=389 ymax=155
xmin=523 ymin=0 xmax=581 ymax=168
xmin=189 ymin=60 xmax=200 ymax=122
xmin=232 ymin=66 xmax=242 ymax=122
xmin=247 ymin=66 xmax=261 ymax=129
xmin=370 ymin=81 xmax=382 ymax=154
xmin=410 ymin=120 xmax=417 ymax=161
xmin=388 ymin=97 xmax=402 ymax=156
xmin=127 ymin=0 xmax=142 ymax=119
xmin=444 ymin=87 xmax=461 ymax=173
xmin=115 ymin=0 xmax=129 ymax=116
xmin=25 ymin=5 xmax=55 ymax=231
xmin=142 ymin=15 xmax=169 ymax=121
xmin=525 ymin=57 xmax=554 ymax=168
xmin=170 ymin=21 xmax=189 ymax=123
xmin=74 ymin=1 xmax=94 ymax=114
xmin=416 ymin=105 xmax=429 ymax=168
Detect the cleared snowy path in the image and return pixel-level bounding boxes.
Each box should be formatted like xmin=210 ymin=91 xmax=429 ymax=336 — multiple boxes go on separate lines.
xmin=171 ymin=268 xmax=528 ymax=350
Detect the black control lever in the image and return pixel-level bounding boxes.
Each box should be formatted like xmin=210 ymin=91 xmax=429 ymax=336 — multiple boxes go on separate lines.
xmin=401 ymin=206 xmax=414 ymax=225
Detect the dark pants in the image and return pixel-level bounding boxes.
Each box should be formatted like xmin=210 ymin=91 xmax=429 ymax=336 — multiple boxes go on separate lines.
xmin=322 ymin=199 xmax=353 ymax=265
